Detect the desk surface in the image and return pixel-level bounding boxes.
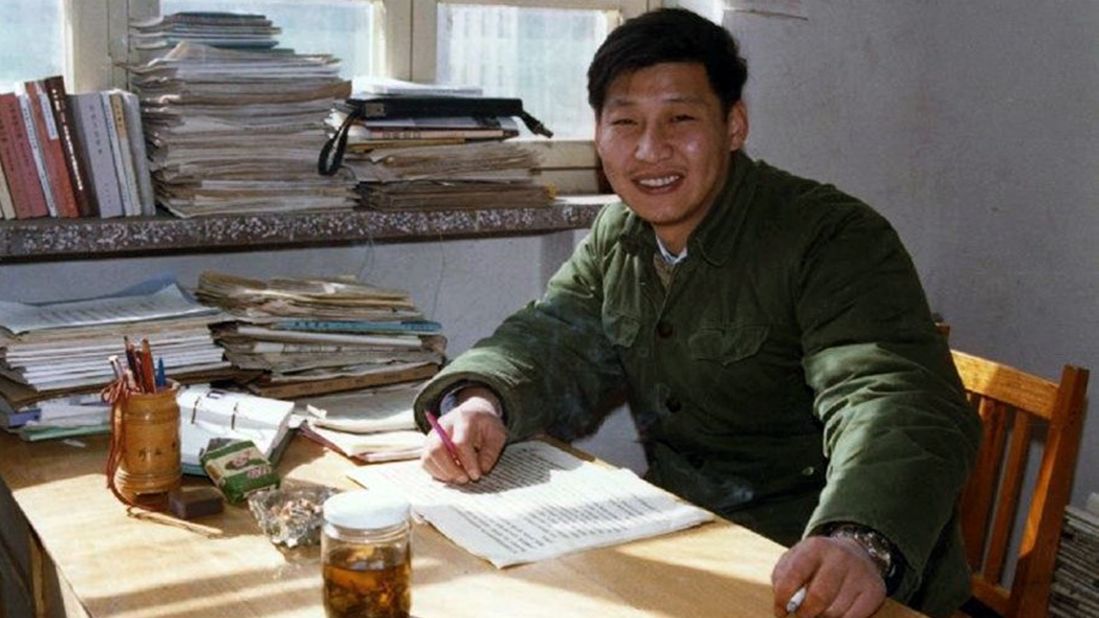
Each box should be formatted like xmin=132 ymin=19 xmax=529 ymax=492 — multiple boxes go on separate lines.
xmin=0 ymin=432 xmax=924 ymax=617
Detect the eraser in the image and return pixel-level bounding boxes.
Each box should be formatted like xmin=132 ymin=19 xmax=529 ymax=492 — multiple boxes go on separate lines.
xmin=168 ymin=486 xmax=224 ymax=520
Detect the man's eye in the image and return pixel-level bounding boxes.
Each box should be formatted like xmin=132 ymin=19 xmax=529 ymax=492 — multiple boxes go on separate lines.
xmin=671 ymin=114 xmax=695 ymax=123
xmin=610 ymin=118 xmax=636 ymax=126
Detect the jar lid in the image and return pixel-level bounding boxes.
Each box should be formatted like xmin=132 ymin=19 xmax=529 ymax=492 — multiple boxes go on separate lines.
xmin=323 ymin=489 xmax=410 ymax=530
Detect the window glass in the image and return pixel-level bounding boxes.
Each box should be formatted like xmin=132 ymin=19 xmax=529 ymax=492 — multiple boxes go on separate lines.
xmin=436 ymin=4 xmax=610 ymax=139
xmin=161 ymin=0 xmax=379 ymax=80
xmin=0 ymin=0 xmax=64 ymax=84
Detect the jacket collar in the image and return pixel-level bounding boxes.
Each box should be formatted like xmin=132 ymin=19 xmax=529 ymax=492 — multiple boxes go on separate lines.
xmin=620 ymin=150 xmax=757 ymax=267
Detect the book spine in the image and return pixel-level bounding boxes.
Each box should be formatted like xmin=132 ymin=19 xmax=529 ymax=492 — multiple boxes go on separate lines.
xmin=100 ymin=92 xmax=137 ymax=217
xmin=70 ymin=94 xmax=124 ymax=218
xmin=0 ymin=157 xmax=15 ymax=219
xmin=42 ymin=76 xmax=99 ymax=217
xmin=118 ymin=91 xmax=155 ymax=215
xmin=17 ymin=93 xmax=59 ymax=217
xmin=0 ymin=93 xmax=49 ymax=218
xmin=25 ymin=81 xmax=80 ymax=218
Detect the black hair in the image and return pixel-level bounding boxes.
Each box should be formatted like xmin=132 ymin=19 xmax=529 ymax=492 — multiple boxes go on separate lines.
xmin=587 ymin=8 xmax=748 ymax=115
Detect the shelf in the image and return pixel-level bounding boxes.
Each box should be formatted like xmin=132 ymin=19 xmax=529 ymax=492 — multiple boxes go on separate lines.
xmin=0 ymin=204 xmax=604 ymax=262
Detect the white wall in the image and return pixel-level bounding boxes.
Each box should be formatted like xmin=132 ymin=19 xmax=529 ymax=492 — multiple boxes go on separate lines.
xmin=725 ymin=1 xmax=1099 ymax=508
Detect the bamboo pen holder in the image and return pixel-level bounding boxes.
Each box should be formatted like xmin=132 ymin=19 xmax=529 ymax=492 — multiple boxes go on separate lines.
xmin=110 ymin=384 xmax=182 ymax=505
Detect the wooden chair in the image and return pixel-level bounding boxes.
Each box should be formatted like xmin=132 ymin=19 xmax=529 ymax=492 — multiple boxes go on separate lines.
xmin=951 ymin=350 xmax=1089 ymax=617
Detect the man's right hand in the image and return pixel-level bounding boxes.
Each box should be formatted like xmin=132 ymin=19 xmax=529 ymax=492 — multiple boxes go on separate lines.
xmin=420 ymin=386 xmax=507 ymax=484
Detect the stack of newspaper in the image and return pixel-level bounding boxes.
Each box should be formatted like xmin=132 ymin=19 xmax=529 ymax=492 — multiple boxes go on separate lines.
xmin=126 ymin=12 xmax=356 ymax=217
xmin=130 ymin=11 xmax=281 ymax=60
xmin=0 ymin=279 xmax=233 ymax=440
xmin=194 ymin=271 xmax=444 ymax=399
xmin=1050 ymin=500 xmax=1099 ymax=617
xmin=329 ymin=78 xmax=552 ymax=211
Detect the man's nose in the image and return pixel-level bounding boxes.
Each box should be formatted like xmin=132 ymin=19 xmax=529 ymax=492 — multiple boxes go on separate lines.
xmin=634 ymin=124 xmax=671 ymax=162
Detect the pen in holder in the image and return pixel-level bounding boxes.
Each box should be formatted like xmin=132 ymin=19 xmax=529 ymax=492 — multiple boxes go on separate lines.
xmin=106 ymin=381 xmax=182 ymax=508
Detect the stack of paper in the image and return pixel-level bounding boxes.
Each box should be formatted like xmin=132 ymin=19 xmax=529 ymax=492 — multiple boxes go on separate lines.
xmin=126 ymin=13 xmax=356 ymax=218
xmin=194 ymin=271 xmax=444 ymax=398
xmin=350 ymin=441 xmax=714 ymax=568
xmin=3 ymin=393 xmax=112 ymax=442
xmin=130 ymin=12 xmax=281 ymax=60
xmin=0 ymin=279 xmax=236 ymax=440
xmin=1050 ymin=504 xmax=1099 ymax=617
xmin=296 ymin=381 xmax=425 ymax=463
xmin=330 ymin=78 xmax=552 ymax=211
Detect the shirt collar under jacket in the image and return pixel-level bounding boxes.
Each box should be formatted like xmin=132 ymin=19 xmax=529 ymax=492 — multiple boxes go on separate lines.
xmin=620 ymin=150 xmax=757 ymax=267
xmin=654 ymin=235 xmax=688 ymax=265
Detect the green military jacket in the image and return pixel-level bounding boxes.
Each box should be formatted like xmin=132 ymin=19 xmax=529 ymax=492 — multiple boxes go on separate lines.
xmin=415 ymin=151 xmax=981 ymax=617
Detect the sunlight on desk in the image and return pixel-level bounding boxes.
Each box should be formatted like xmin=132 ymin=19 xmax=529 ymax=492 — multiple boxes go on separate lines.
xmin=0 ymin=433 xmax=926 ymax=617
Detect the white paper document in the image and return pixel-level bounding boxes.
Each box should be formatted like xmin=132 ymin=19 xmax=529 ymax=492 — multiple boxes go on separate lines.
xmin=349 ymin=441 xmax=714 ymax=568
xmin=0 ymin=283 xmax=219 ymax=335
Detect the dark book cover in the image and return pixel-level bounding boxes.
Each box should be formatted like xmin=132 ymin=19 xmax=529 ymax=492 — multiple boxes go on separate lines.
xmin=43 ymin=76 xmax=99 ymax=217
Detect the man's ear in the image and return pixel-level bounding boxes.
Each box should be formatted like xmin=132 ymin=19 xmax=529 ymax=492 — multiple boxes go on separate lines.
xmin=727 ymin=100 xmax=748 ymax=151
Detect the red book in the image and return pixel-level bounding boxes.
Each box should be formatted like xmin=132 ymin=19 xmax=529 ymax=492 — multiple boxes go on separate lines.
xmin=42 ymin=76 xmax=99 ymax=217
xmin=23 ymin=80 xmax=79 ymax=218
xmin=0 ymin=92 xmax=49 ymax=218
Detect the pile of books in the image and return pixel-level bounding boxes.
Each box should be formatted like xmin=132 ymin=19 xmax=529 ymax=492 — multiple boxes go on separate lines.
xmin=0 ymin=77 xmax=154 ymax=219
xmin=129 ymin=11 xmax=280 ymax=62
xmin=126 ymin=12 xmax=356 ymax=217
xmin=1050 ymin=500 xmax=1099 ymax=616
xmin=328 ymin=78 xmax=552 ymax=211
xmin=194 ymin=271 xmax=445 ymax=399
xmin=0 ymin=279 xmax=235 ymax=440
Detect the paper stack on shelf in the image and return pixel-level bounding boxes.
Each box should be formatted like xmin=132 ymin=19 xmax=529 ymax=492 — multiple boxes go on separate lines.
xmin=0 ymin=278 xmax=237 ymax=440
xmin=1050 ymin=502 xmax=1099 ymax=617
xmin=327 ymin=78 xmax=552 ymax=211
xmin=194 ymin=271 xmax=444 ymax=399
xmin=126 ymin=11 xmax=356 ymax=217
xmin=130 ymin=11 xmax=280 ymax=61
xmin=296 ymin=381 xmax=425 ymax=463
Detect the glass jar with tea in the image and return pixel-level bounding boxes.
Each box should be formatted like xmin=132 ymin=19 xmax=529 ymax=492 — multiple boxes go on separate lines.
xmin=321 ymin=489 xmax=412 ymax=618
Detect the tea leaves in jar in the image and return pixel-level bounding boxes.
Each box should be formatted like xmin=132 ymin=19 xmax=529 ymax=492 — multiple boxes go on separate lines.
xmin=323 ymin=545 xmax=411 ymax=618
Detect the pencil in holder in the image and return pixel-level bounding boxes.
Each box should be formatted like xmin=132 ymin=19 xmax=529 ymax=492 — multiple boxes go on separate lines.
xmin=108 ymin=383 xmax=182 ymax=507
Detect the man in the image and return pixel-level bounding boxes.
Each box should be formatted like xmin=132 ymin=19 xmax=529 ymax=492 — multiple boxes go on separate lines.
xmin=415 ymin=8 xmax=980 ymax=618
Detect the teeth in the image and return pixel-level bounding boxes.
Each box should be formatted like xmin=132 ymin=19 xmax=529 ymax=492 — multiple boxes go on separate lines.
xmin=638 ymin=175 xmax=678 ymax=188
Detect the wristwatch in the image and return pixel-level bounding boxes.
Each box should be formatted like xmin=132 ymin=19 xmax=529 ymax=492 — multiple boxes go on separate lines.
xmin=826 ymin=523 xmax=903 ymax=593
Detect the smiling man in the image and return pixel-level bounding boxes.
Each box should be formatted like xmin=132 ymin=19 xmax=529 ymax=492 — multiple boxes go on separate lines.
xmin=414 ymin=8 xmax=980 ymax=618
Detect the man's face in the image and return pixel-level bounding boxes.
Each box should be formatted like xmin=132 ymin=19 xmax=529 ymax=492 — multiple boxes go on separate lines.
xmin=595 ymin=62 xmax=746 ymax=251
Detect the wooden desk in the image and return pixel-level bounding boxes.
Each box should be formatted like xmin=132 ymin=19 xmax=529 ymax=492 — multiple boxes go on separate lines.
xmin=0 ymin=433 xmax=924 ymax=617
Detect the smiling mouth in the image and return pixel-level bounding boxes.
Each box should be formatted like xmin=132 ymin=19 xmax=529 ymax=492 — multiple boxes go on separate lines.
xmin=635 ymin=174 xmax=682 ymax=190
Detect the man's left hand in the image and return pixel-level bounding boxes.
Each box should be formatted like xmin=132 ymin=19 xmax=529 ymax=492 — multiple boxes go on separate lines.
xmin=771 ymin=535 xmax=886 ymax=618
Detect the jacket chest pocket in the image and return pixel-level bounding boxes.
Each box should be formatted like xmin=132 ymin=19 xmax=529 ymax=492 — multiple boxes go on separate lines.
xmin=688 ymin=324 xmax=769 ymax=365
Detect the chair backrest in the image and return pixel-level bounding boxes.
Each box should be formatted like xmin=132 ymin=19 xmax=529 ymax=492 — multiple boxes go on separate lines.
xmin=951 ymin=350 xmax=1089 ymax=617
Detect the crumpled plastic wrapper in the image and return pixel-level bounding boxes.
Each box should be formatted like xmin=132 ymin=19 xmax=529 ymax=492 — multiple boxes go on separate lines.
xmin=248 ymin=485 xmax=339 ymax=548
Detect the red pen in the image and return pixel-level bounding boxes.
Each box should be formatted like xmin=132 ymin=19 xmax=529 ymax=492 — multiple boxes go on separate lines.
xmin=424 ymin=410 xmax=466 ymax=473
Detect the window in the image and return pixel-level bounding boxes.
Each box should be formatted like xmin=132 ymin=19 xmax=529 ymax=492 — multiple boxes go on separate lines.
xmin=435 ymin=4 xmax=610 ymax=138
xmin=0 ymin=0 xmax=65 ymax=85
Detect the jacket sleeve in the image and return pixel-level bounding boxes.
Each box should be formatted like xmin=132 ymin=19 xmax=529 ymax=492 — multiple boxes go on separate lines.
xmin=414 ymin=206 xmax=627 ymax=442
xmin=795 ymin=194 xmax=981 ymax=599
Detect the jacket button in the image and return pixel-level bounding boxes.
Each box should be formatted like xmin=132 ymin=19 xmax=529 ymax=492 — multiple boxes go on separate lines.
xmin=666 ymin=397 xmax=682 ymax=412
xmin=656 ymin=321 xmax=674 ymax=338
xmin=801 ymin=466 xmax=816 ymax=476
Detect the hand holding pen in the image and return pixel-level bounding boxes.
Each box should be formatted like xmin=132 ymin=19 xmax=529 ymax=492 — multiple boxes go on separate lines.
xmin=420 ymin=388 xmax=507 ymax=485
